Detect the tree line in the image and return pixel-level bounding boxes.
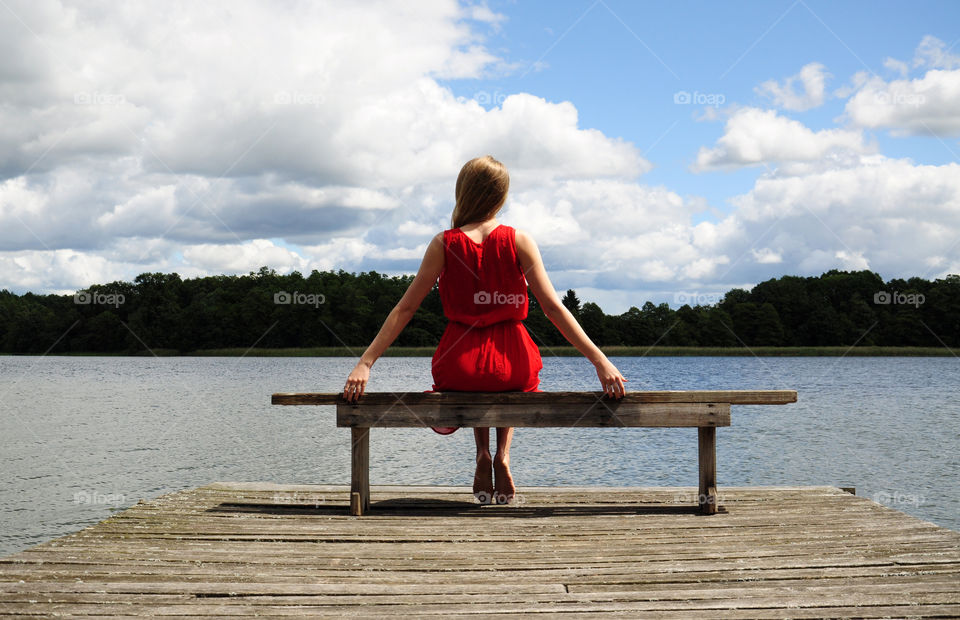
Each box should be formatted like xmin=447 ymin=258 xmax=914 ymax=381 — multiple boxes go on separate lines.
xmin=0 ymin=267 xmax=955 ymax=354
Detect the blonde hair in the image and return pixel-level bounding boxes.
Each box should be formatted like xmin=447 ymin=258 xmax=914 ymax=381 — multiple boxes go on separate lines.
xmin=450 ymin=155 xmax=510 ymax=228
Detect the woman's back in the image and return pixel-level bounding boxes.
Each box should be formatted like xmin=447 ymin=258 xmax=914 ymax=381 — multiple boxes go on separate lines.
xmin=438 ymin=224 xmax=530 ymax=328
xmin=431 ymin=223 xmax=542 ymax=393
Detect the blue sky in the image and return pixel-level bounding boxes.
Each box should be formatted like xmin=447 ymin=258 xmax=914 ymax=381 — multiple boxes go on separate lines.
xmin=0 ymin=0 xmax=958 ymax=313
xmin=449 ymin=0 xmax=959 ymax=211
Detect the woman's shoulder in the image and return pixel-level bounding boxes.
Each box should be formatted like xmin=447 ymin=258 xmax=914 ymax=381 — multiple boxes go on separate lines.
xmin=508 ymin=226 xmax=535 ymax=245
xmin=510 ymin=227 xmax=542 ymax=261
xmin=424 ymin=231 xmax=447 ymax=252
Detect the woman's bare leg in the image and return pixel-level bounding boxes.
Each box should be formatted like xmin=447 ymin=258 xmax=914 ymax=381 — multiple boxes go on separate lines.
xmin=493 ymin=427 xmax=515 ymax=503
xmin=473 ymin=428 xmax=493 ymax=503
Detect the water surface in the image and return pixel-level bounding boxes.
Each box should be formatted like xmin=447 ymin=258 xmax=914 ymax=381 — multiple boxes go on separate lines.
xmin=1 ymin=355 xmax=957 ymax=556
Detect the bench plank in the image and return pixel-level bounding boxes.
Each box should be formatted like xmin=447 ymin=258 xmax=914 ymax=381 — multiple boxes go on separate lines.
xmin=272 ymin=390 xmax=797 ymax=406
xmin=337 ymin=402 xmax=731 ymax=428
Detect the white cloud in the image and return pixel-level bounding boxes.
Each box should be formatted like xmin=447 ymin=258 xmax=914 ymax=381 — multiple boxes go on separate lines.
xmin=0 ymin=0 xmax=649 ymax=292
xmin=396 ymin=221 xmax=438 ymax=236
xmin=0 ymin=249 xmax=128 ymax=292
xmin=913 ymin=35 xmax=960 ymax=70
xmin=463 ymin=2 xmax=506 ymax=27
xmin=883 ymin=57 xmax=909 ymax=78
xmin=502 ymin=179 xmax=727 ymax=290
xmin=96 ymin=184 xmax=181 ymax=237
xmin=182 ymin=239 xmax=310 ymax=274
xmin=0 ymin=0 xmax=509 ymax=184
xmin=693 ymin=108 xmax=869 ymax=171
xmin=300 ymin=237 xmax=381 ymax=272
xmin=724 ymin=157 xmax=960 ymax=281
xmin=756 ymin=62 xmax=830 ymax=111
xmin=682 ymin=256 xmax=731 ymax=280
xmin=844 ymin=69 xmax=960 ymax=136
xmin=843 ymin=36 xmax=960 ymax=137
xmin=834 ymin=250 xmax=871 ymax=270
xmin=751 ymin=248 xmax=783 ymax=264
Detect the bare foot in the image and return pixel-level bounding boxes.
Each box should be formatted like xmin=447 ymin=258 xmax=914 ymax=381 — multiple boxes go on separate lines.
xmin=473 ymin=452 xmax=493 ymax=504
xmin=493 ymin=454 xmax=515 ymax=504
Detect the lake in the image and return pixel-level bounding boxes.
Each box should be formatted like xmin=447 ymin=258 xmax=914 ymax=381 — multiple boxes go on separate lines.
xmin=1 ymin=355 xmax=957 ymax=557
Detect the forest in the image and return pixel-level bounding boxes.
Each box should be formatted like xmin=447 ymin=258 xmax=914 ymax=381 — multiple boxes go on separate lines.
xmin=0 ymin=268 xmax=955 ymax=354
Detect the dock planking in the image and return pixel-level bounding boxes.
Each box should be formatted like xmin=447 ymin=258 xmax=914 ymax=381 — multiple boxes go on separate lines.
xmin=1 ymin=483 xmax=958 ymax=617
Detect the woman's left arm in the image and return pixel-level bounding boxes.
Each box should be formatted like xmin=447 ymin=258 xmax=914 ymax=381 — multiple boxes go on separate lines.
xmin=343 ymin=232 xmax=445 ymax=402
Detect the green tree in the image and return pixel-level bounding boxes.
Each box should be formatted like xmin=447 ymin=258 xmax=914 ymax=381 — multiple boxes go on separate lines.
xmin=701 ymin=307 xmax=738 ymax=346
xmin=579 ymin=302 xmax=607 ymax=345
xmin=1 ymin=268 xmax=958 ymax=352
xmin=753 ymin=302 xmax=785 ymax=346
xmin=561 ymin=289 xmax=581 ymax=319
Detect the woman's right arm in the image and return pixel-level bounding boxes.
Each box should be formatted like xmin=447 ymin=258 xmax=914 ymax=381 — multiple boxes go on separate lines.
xmin=342 ymin=232 xmax=445 ymax=402
xmin=515 ymin=229 xmax=627 ymax=398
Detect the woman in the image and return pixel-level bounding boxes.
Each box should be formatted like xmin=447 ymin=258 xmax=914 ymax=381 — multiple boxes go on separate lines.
xmin=344 ymin=156 xmax=627 ymax=505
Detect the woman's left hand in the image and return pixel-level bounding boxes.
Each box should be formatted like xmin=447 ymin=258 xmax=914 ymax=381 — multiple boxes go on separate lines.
xmin=594 ymin=358 xmax=627 ymax=399
xmin=343 ymin=361 xmax=370 ymax=402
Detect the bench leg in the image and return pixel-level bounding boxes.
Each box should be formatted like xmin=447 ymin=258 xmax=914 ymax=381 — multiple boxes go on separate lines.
xmin=351 ymin=427 xmax=370 ymax=516
xmin=698 ymin=427 xmax=718 ymax=515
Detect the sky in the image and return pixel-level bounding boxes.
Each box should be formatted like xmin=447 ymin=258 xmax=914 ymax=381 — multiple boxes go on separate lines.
xmin=1 ymin=0 xmax=958 ymax=313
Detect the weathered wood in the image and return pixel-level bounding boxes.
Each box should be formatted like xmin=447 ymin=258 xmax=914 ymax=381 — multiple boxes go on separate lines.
xmin=272 ymin=390 xmax=793 ymax=516
xmin=272 ymin=389 xmax=798 ymax=407
xmin=350 ymin=428 xmax=369 ymax=516
xmin=699 ymin=427 xmax=718 ymax=515
xmin=4 ymin=561 xmax=958 ymax=586
xmin=338 ymin=402 xmax=730 ymax=428
xmin=1 ymin=484 xmax=958 ymax=617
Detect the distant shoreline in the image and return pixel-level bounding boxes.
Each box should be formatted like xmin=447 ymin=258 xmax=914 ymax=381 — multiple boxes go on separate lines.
xmin=3 ymin=346 xmax=955 ymax=357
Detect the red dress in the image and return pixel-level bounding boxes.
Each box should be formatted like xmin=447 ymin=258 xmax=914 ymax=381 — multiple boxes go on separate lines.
xmin=429 ymin=224 xmax=543 ymax=434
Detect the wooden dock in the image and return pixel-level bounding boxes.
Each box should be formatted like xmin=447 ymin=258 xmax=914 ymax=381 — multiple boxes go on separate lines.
xmin=2 ymin=483 xmax=958 ymax=617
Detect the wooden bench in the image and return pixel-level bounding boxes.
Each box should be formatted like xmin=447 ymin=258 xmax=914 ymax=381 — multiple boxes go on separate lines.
xmin=271 ymin=390 xmax=797 ymax=516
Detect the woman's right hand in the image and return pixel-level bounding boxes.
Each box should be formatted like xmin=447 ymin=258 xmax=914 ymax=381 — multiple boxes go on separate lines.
xmin=594 ymin=358 xmax=627 ymax=399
